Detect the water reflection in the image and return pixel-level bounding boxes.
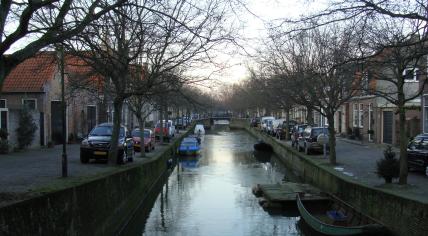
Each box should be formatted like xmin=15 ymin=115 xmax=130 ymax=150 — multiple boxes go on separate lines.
xmin=122 ymin=130 xmax=309 ymax=236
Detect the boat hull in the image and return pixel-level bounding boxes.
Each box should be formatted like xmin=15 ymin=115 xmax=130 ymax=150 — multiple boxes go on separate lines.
xmin=297 ymin=194 xmax=384 ymax=236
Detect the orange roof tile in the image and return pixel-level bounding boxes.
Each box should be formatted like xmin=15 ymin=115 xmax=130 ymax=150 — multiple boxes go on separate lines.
xmin=2 ymin=52 xmax=57 ymax=93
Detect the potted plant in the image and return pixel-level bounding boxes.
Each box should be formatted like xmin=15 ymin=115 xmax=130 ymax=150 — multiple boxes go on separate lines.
xmin=367 ymin=129 xmax=374 ymax=135
xmin=376 ymin=146 xmax=399 ymax=183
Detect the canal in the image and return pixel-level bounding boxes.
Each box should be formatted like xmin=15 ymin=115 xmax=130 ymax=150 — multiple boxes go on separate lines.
xmin=120 ymin=128 xmax=318 ymax=236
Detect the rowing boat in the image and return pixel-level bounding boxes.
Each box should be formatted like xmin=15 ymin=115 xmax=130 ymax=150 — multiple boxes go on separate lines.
xmin=297 ymin=193 xmax=385 ymax=235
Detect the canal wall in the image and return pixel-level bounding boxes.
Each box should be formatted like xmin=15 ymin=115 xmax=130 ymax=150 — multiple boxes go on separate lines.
xmin=230 ymin=118 xmax=428 ymax=236
xmin=0 ymin=129 xmax=192 ymax=236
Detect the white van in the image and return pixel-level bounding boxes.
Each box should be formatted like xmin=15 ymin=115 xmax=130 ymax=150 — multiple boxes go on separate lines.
xmin=194 ymin=124 xmax=205 ymax=135
xmin=261 ymin=116 xmax=275 ymax=132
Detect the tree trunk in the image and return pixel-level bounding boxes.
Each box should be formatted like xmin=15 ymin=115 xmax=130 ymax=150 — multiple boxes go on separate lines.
xmin=398 ymin=106 xmax=408 ymax=185
xmin=306 ymin=106 xmax=314 ymax=125
xmin=108 ymin=98 xmax=123 ymax=165
xmin=327 ymin=113 xmax=336 ymax=165
xmin=285 ymin=108 xmax=290 ymax=141
xmin=138 ymin=117 xmax=146 ymax=158
xmin=159 ymin=106 xmax=164 ymax=145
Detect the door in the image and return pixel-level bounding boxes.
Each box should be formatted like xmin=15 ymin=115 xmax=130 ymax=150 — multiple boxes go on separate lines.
xmin=383 ymin=111 xmax=393 ymax=144
xmin=87 ymin=106 xmax=96 ymax=134
xmin=51 ymin=101 xmax=63 ymax=145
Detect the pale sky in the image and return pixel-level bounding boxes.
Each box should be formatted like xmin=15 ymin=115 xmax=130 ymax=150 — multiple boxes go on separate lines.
xmin=198 ymin=0 xmax=327 ymax=90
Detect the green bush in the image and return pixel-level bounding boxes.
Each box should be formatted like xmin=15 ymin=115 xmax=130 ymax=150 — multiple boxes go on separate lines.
xmin=16 ymin=108 xmax=38 ymax=149
xmin=376 ymin=146 xmax=399 ymax=183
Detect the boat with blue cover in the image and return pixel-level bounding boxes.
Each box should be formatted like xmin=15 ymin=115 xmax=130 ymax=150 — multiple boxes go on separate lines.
xmin=178 ymin=137 xmax=201 ymax=156
xmin=297 ymin=193 xmax=385 ymax=235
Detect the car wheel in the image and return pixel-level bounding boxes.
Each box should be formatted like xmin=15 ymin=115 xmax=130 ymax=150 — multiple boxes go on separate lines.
xmin=152 ymin=144 xmax=155 ymax=150
xmin=80 ymin=152 xmax=89 ymax=164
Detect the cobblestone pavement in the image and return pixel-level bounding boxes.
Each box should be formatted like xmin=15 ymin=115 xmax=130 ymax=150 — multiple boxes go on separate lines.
xmin=279 ymin=137 xmax=428 ymax=202
xmin=0 ymin=131 xmax=185 ymax=195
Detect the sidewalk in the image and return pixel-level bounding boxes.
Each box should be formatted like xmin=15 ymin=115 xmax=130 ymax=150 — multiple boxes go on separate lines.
xmin=279 ymin=137 xmax=428 ymax=203
xmin=0 ymin=130 xmax=186 ymax=205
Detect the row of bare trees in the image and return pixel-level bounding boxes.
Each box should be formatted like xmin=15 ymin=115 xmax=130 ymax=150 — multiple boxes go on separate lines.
xmin=223 ymin=1 xmax=428 ymax=185
xmin=1 ymin=0 xmax=238 ymax=164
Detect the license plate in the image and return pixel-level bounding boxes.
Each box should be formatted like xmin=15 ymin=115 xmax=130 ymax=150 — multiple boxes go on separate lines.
xmin=94 ymin=151 xmax=107 ymax=155
xmin=134 ymin=144 xmax=140 ymax=147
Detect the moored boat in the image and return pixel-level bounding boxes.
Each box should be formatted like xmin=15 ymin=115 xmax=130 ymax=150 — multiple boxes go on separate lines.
xmin=253 ymin=141 xmax=273 ymax=152
xmin=297 ymin=193 xmax=385 ymax=236
xmin=178 ymin=137 xmax=201 ymax=156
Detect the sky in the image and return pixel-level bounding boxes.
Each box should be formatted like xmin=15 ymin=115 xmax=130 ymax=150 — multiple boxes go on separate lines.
xmin=201 ymin=0 xmax=325 ymax=89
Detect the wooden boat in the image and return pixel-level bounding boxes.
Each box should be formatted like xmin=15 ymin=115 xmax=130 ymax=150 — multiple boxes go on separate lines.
xmin=178 ymin=137 xmax=200 ymax=156
xmin=297 ymin=193 xmax=385 ymax=236
xmin=253 ymin=141 xmax=273 ymax=152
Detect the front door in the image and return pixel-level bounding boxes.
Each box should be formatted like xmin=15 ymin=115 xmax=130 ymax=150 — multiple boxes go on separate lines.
xmin=383 ymin=111 xmax=393 ymax=144
xmin=51 ymin=101 xmax=63 ymax=145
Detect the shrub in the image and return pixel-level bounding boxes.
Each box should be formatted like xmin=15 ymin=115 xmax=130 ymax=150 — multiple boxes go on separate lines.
xmin=376 ymin=146 xmax=399 ymax=183
xmin=16 ymin=108 xmax=38 ymax=149
xmin=0 ymin=140 xmax=8 ymax=154
xmin=0 ymin=129 xmax=8 ymax=140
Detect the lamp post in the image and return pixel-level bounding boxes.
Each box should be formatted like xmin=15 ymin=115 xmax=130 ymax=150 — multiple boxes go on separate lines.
xmin=59 ymin=45 xmax=68 ymax=177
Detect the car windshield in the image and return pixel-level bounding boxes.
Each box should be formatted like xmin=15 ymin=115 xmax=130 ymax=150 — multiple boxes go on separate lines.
xmin=90 ymin=126 xmax=124 ymax=137
xmin=312 ymin=128 xmax=328 ymax=137
xmin=409 ymin=137 xmax=428 ymax=150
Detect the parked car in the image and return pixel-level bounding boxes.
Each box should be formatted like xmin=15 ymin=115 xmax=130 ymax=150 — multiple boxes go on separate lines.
xmin=407 ymin=134 xmax=428 ymax=172
xmin=261 ymin=116 xmax=275 ymax=132
xmin=132 ymin=128 xmax=155 ymax=152
xmin=276 ymin=120 xmax=297 ymax=140
xmin=297 ymin=127 xmax=329 ymax=154
xmin=80 ymin=123 xmax=134 ymax=164
xmin=291 ymin=124 xmax=308 ymax=147
xmin=175 ymin=117 xmax=189 ymax=129
xmin=155 ymin=120 xmax=176 ymax=142
xmin=250 ymin=117 xmax=260 ymax=127
xmin=271 ymin=119 xmax=285 ymax=136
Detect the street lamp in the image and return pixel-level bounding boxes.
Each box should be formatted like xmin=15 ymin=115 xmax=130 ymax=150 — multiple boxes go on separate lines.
xmin=59 ymin=44 xmax=68 ymax=177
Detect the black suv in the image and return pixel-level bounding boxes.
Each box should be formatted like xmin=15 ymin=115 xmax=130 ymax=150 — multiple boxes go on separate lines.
xmin=80 ymin=123 xmax=134 ymax=164
xmin=297 ymin=127 xmax=329 ymax=154
xmin=407 ymin=134 xmax=428 ymax=172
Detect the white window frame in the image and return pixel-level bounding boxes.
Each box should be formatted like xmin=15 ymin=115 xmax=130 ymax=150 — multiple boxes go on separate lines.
xmin=359 ymin=104 xmax=364 ymax=128
xmin=22 ymin=98 xmax=37 ymax=110
xmin=353 ymin=104 xmax=358 ymax=127
xmin=0 ymin=99 xmax=7 ymax=108
xmin=403 ymin=67 xmax=419 ymax=82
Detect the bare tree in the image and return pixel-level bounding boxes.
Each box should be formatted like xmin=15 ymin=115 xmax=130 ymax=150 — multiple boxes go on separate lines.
xmin=281 ymin=0 xmax=428 ymax=184
xmin=260 ymin=26 xmax=360 ymax=164
xmin=0 ymin=0 xmax=125 ymax=89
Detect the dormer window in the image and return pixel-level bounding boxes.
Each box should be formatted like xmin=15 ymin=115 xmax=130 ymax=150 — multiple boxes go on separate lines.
xmin=403 ymin=68 xmax=419 ymax=82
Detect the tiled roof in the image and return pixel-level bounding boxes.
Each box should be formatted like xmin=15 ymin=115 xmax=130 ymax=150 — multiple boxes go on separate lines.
xmin=2 ymin=52 xmax=57 ymax=93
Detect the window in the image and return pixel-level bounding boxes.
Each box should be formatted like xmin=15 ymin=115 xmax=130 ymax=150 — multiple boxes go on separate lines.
xmin=359 ymin=104 xmax=364 ymax=128
xmin=353 ymin=104 xmax=358 ymax=127
xmin=0 ymin=99 xmax=6 ymax=108
xmin=403 ymin=68 xmax=419 ymax=82
xmin=22 ymin=99 xmax=36 ymax=110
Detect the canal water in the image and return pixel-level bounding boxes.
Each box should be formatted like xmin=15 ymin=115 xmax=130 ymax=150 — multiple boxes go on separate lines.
xmin=121 ymin=128 xmax=319 ymax=236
